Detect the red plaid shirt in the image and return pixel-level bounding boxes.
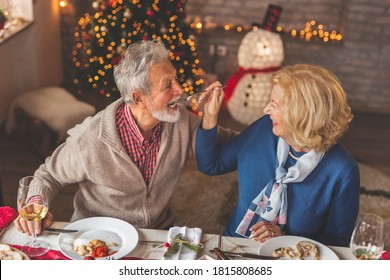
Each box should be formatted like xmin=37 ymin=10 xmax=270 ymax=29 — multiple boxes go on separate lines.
xmin=116 ymin=103 xmax=161 ymax=185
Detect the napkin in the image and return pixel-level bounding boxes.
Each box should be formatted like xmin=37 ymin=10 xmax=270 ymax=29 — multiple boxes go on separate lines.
xmin=0 ymin=206 xmax=18 ymax=233
xmin=9 ymin=245 xmax=143 ymax=260
xmin=380 ymin=251 xmax=390 ymax=260
xmin=163 ymin=226 xmax=202 ymax=260
xmin=10 ymin=244 xmax=70 ymax=260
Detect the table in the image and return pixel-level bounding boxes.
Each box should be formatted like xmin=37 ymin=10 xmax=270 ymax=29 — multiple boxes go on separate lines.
xmin=0 ymin=221 xmax=355 ymax=260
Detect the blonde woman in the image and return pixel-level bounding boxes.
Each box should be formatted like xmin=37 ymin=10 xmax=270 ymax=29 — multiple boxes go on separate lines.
xmin=197 ymin=64 xmax=360 ymax=247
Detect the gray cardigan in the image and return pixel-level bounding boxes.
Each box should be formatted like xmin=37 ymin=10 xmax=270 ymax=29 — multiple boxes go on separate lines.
xmin=35 ymin=99 xmax=201 ymax=229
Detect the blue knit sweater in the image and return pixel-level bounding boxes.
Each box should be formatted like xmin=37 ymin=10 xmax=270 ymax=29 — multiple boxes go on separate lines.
xmin=196 ymin=115 xmax=360 ymax=247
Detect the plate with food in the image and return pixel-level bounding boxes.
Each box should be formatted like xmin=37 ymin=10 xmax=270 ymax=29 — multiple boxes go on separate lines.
xmin=58 ymin=217 xmax=138 ymax=260
xmin=0 ymin=244 xmax=30 ymax=260
xmin=258 ymin=235 xmax=339 ymax=260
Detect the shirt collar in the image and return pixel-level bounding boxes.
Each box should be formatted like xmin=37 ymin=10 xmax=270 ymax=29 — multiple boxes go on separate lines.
xmin=123 ymin=104 xmax=161 ymax=146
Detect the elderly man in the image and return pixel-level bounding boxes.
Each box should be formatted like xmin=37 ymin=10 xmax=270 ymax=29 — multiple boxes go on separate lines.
xmin=15 ymin=40 xmax=227 ymax=235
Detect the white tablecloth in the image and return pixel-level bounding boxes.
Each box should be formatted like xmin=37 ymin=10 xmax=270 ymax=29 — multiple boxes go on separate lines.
xmin=0 ymin=221 xmax=355 ymax=260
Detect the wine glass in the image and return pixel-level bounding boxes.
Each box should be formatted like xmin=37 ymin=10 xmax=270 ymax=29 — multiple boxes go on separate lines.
xmin=17 ymin=176 xmax=51 ymax=257
xmin=350 ymin=213 xmax=384 ymax=260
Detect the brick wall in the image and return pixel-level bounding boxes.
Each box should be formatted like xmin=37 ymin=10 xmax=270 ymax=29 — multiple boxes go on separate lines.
xmin=187 ymin=0 xmax=390 ymax=113
xmin=60 ymin=0 xmax=390 ymax=113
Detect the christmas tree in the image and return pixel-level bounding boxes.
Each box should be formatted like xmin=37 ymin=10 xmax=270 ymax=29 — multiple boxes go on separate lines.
xmin=73 ymin=0 xmax=204 ymax=101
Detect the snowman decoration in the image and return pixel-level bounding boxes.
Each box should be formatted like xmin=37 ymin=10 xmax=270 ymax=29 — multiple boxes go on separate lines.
xmin=225 ymin=5 xmax=284 ymax=125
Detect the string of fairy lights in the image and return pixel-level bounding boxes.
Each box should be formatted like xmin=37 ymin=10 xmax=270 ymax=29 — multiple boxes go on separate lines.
xmin=190 ymin=19 xmax=343 ymax=43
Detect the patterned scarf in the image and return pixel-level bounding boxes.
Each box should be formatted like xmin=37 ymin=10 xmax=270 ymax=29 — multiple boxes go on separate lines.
xmin=236 ymin=138 xmax=324 ymax=237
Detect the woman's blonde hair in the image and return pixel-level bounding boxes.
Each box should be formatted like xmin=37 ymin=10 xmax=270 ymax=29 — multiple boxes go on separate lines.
xmin=272 ymin=64 xmax=353 ymax=152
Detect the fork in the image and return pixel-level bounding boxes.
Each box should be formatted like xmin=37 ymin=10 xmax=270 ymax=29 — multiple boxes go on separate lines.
xmin=174 ymin=85 xmax=226 ymax=104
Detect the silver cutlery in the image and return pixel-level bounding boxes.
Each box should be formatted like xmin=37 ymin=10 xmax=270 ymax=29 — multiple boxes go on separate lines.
xmin=209 ymin=250 xmax=280 ymax=260
xmin=211 ymin=248 xmax=230 ymax=260
xmin=173 ymin=85 xmax=226 ymax=104
xmin=43 ymin=227 xmax=78 ymax=233
xmin=138 ymin=240 xmax=164 ymax=245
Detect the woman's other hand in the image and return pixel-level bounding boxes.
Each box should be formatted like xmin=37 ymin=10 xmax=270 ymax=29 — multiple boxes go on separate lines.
xmin=249 ymin=221 xmax=283 ymax=242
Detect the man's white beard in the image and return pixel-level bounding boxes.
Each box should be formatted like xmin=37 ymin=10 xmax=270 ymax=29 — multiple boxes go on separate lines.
xmin=149 ymin=100 xmax=180 ymax=123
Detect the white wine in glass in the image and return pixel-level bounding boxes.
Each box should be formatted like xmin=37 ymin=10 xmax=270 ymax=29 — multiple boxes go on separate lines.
xmin=350 ymin=213 xmax=384 ymax=260
xmin=17 ymin=176 xmax=51 ymax=257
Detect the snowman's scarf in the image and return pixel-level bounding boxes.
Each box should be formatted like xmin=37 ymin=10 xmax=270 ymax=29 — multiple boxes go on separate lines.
xmin=224 ymin=66 xmax=280 ymax=106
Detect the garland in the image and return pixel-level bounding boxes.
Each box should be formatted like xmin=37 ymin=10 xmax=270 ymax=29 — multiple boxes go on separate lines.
xmin=163 ymin=233 xmax=203 ymax=257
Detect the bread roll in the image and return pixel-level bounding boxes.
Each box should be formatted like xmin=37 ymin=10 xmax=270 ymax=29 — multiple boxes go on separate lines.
xmin=296 ymin=241 xmax=320 ymax=260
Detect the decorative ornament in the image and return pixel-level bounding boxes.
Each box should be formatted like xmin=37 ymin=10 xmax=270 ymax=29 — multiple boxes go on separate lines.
xmin=146 ymin=8 xmax=154 ymax=17
xmin=111 ymin=56 xmax=122 ymax=66
xmin=116 ymin=42 xmax=127 ymax=55
xmin=162 ymin=234 xmax=203 ymax=257
xmin=123 ymin=8 xmax=132 ymax=19
xmin=92 ymin=1 xmax=100 ymax=10
xmin=186 ymin=78 xmax=193 ymax=86
xmin=173 ymin=50 xmax=185 ymax=57
xmin=99 ymin=1 xmax=107 ymax=11
xmin=225 ymin=4 xmax=284 ymax=125
xmin=0 ymin=9 xmax=7 ymax=31
xmin=106 ymin=0 xmax=117 ymax=8
xmin=142 ymin=33 xmax=150 ymax=41
xmin=100 ymin=25 xmax=108 ymax=33
xmin=160 ymin=25 xmax=167 ymax=33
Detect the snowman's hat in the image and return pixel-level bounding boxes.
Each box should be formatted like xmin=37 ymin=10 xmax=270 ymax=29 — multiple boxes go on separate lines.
xmin=253 ymin=4 xmax=283 ymax=33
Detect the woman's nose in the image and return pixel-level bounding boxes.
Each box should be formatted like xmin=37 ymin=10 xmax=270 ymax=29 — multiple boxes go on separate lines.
xmin=263 ymin=102 xmax=271 ymax=114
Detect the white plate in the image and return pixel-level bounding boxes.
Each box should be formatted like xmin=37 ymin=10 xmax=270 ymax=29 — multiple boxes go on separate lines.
xmin=12 ymin=246 xmax=30 ymax=260
xmin=258 ymin=235 xmax=339 ymax=260
xmin=58 ymin=217 xmax=138 ymax=260
xmin=0 ymin=245 xmax=30 ymax=260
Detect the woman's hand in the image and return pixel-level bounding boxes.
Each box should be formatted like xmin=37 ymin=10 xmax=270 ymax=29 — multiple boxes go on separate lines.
xmin=14 ymin=211 xmax=54 ymax=235
xmin=249 ymin=221 xmax=282 ymax=243
xmin=199 ymin=81 xmax=225 ymax=130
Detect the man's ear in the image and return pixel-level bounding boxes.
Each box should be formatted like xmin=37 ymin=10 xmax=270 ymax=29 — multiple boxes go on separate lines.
xmin=132 ymin=91 xmax=146 ymax=108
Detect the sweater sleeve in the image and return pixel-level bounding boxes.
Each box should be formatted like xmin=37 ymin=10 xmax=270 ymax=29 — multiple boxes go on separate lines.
xmin=313 ymin=161 xmax=360 ymax=246
xmin=33 ymin=121 xmax=92 ymax=208
xmin=195 ymin=122 xmax=239 ymax=175
xmin=186 ymin=107 xmax=236 ymax=158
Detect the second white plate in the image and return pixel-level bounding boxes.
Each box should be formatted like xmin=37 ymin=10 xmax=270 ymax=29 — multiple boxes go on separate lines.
xmin=58 ymin=217 xmax=138 ymax=260
xmin=258 ymin=235 xmax=339 ymax=260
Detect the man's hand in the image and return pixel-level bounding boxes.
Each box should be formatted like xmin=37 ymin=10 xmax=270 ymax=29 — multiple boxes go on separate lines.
xmin=14 ymin=211 xmax=54 ymax=235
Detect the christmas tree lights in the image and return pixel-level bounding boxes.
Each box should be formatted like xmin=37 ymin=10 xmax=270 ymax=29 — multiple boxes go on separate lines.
xmin=73 ymin=0 xmax=204 ymax=100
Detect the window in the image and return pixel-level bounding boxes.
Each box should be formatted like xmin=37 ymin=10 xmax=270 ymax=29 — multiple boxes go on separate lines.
xmin=0 ymin=0 xmax=34 ymax=44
